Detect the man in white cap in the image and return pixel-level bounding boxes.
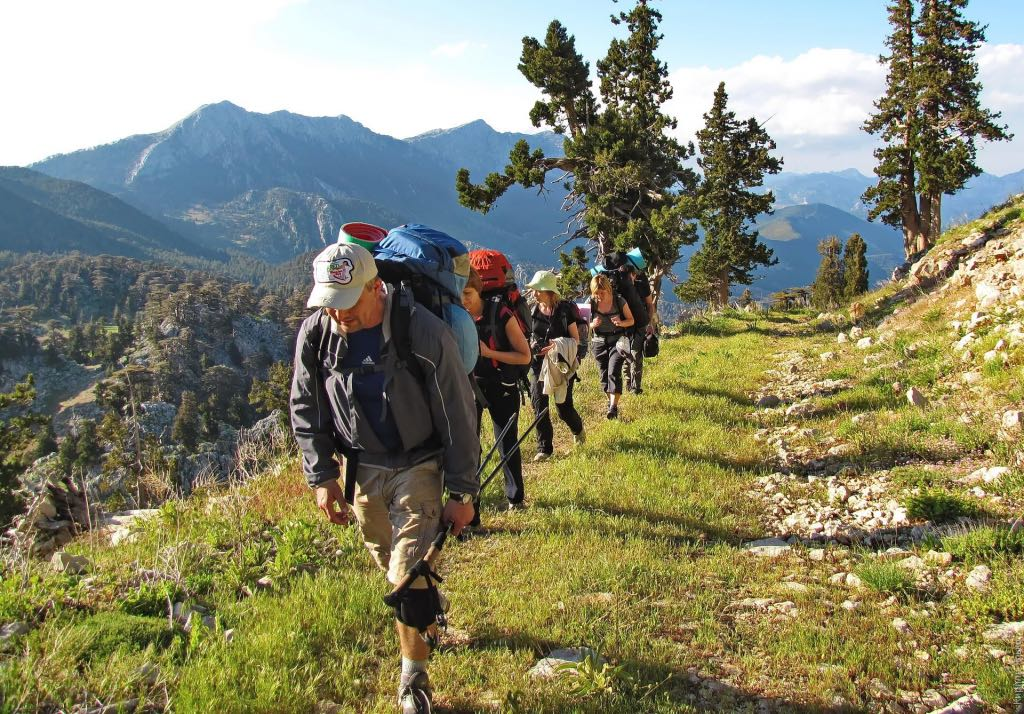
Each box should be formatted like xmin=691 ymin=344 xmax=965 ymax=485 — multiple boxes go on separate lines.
xmin=290 ymin=242 xmax=479 ymax=713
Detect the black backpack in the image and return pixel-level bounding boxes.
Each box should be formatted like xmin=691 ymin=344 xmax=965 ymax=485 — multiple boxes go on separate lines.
xmin=480 ymin=295 xmax=531 ymax=385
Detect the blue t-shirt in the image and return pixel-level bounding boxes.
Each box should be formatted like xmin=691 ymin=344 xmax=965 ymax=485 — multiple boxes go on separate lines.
xmin=340 ymin=324 xmax=402 ymax=452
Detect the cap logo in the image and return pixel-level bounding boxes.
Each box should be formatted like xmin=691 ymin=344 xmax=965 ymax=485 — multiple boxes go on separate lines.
xmin=326 ymin=257 xmax=354 ymax=285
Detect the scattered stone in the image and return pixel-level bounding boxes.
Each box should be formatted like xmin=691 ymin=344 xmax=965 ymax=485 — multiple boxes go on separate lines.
xmin=927 ymin=694 xmax=985 ymax=714
xmin=898 ymin=556 xmax=926 ymax=571
xmin=906 ymin=387 xmax=928 ymax=408
xmin=1 ymin=621 xmax=31 ymax=643
xmin=924 ymin=551 xmax=953 ymax=567
xmin=1001 ymin=410 xmax=1023 ymax=431
xmin=808 ymin=548 xmax=827 ymax=562
xmin=135 ymin=662 xmax=160 ymax=686
xmin=849 ymin=327 xmax=864 ymax=339
xmin=773 ymin=601 xmax=798 ymax=618
xmin=856 ymin=337 xmax=874 ymax=350
xmin=820 ymin=352 xmax=837 ymax=362
xmin=920 ymin=690 xmax=947 ymax=710
xmin=224 ymin=629 xmax=235 ymax=643
xmin=50 ymin=551 xmax=90 ymax=575
xmin=781 ymin=582 xmax=810 ymax=594
xmin=892 ymin=618 xmax=912 ymax=635
xmin=528 ymin=647 xmax=604 ymax=679
xmin=756 ymin=394 xmax=781 ymax=409
xmin=965 ymin=565 xmax=991 ymax=591
xmin=851 ymin=413 xmax=870 ymax=425
xmin=743 ymin=538 xmax=792 ymax=558
xmin=837 ymin=332 xmax=849 ymax=344
xmin=981 ymin=466 xmax=1009 ymax=484
xmin=255 ymin=576 xmax=274 ymax=590
xmin=961 ymin=372 xmax=982 ymax=386
xmin=733 ymin=598 xmax=774 ymax=610
xmin=840 ymin=599 xmax=860 ymax=611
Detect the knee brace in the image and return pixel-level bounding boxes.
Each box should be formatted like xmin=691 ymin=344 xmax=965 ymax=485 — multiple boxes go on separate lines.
xmin=393 ymin=587 xmax=443 ymax=632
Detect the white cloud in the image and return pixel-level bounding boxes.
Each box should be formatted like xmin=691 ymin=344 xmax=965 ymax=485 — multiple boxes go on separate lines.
xmin=665 ymin=45 xmax=1023 ymax=174
xmin=430 ymin=41 xmax=487 ymax=59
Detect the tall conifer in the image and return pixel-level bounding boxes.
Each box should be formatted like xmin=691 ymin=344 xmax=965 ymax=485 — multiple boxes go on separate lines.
xmin=842 ymin=233 xmax=869 ymax=300
xmin=676 ymin=82 xmax=781 ymax=307
xmin=456 ymin=1 xmax=698 ymax=308
xmin=812 ymin=236 xmax=845 ymax=309
xmin=863 ymin=0 xmax=1010 ymax=258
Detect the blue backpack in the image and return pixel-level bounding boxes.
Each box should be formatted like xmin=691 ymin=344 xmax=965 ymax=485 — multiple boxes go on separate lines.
xmin=374 ymin=224 xmax=478 ymax=372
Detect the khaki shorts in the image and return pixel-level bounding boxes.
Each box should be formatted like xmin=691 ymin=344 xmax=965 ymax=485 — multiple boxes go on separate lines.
xmin=350 ymin=458 xmax=443 ymax=587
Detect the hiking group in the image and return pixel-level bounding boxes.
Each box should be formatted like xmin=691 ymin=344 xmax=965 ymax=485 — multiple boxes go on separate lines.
xmin=289 ymin=223 xmax=658 ymax=713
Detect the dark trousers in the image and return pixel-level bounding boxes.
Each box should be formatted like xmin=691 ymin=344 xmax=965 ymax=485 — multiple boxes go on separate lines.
xmin=626 ymin=329 xmax=645 ymax=392
xmin=530 ymin=362 xmax=584 ymax=455
xmin=475 ymin=379 xmax=524 ymax=504
xmin=592 ymin=333 xmax=626 ymax=395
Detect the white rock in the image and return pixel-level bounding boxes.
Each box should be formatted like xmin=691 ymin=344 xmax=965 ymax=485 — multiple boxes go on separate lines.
xmin=965 ymin=565 xmax=991 ymax=591
xmin=840 ymin=599 xmax=860 ymax=611
xmin=856 ymin=337 xmax=874 ymax=349
xmin=828 ymin=484 xmax=850 ymax=504
xmin=529 ymin=647 xmax=604 ymax=679
xmin=846 ymin=573 xmax=864 ymax=589
xmin=50 ymin=552 xmax=90 ymax=575
xmin=820 ymin=352 xmax=837 ymax=362
xmin=982 ymin=621 xmax=1024 ymax=642
xmin=837 ymin=332 xmax=849 ymax=344
xmin=734 ymin=598 xmax=774 ymax=610
xmin=892 ymin=617 xmax=912 ymax=635
xmin=899 ymin=556 xmax=926 ymax=571
xmin=1001 ymin=410 xmax=1023 ymax=430
xmin=924 ymin=551 xmax=953 ymax=567
xmin=982 ymin=466 xmax=1009 ymax=484
xmin=954 ymin=333 xmax=976 ymax=351
xmin=0 ymin=621 xmax=31 ymax=642
xmin=961 ymin=372 xmax=982 ymax=386
xmin=927 ymin=694 xmax=985 ymax=714
xmin=744 ymin=538 xmax=792 ymax=558
xmin=782 ymin=582 xmax=810 ymax=594
xmin=906 ymin=387 xmax=927 ymax=408
xmin=849 ymin=327 xmax=864 ymax=339
xmin=135 ymin=662 xmax=160 ymax=686
xmin=975 ymin=282 xmax=1000 ymax=310
xmin=851 ymin=413 xmax=870 ymax=425
xmin=808 ymin=548 xmax=826 ymax=562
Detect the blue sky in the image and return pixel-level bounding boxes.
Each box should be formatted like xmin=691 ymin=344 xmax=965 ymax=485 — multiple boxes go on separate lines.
xmin=1 ymin=0 xmax=1021 ymax=173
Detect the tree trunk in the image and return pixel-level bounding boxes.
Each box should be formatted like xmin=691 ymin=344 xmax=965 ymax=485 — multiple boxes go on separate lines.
xmin=715 ymin=269 xmax=730 ymax=309
xmin=901 ymin=189 xmax=924 ymax=259
xmin=649 ymin=266 xmax=664 ymax=316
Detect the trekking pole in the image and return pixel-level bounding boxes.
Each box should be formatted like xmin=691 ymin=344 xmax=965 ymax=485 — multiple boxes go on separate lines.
xmin=477 ymin=412 xmax=518 ymax=481
xmin=383 ymin=522 xmax=453 ymax=608
xmin=479 ymin=406 xmax=549 ymax=494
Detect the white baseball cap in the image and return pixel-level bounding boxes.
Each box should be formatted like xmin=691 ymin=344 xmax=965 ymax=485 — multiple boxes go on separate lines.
xmin=306 ymin=243 xmax=379 ymax=310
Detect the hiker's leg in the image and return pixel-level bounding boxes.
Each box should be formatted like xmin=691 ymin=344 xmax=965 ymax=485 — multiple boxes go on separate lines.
xmin=593 ymin=336 xmax=612 ymax=394
xmin=608 ymin=345 xmax=625 ymax=403
xmin=490 ymin=384 xmax=523 ymax=504
xmin=556 ymin=376 xmax=585 ymax=435
xmin=628 ymin=330 xmax=644 ymax=391
xmin=530 ymin=365 xmax=553 ymax=455
xmin=351 ymin=464 xmax=394 ymax=575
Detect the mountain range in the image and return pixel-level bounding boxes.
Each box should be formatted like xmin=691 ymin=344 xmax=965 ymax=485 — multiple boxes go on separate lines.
xmin=13 ymin=101 xmax=1024 ymax=294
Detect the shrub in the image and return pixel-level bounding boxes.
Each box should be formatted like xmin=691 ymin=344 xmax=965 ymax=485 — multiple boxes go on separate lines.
xmin=941 ymin=526 xmax=1024 ymax=561
xmin=854 ymin=561 xmax=916 ymax=595
xmin=118 ymin=581 xmax=180 ymax=617
xmin=905 ymin=490 xmax=978 ymax=523
xmin=58 ymin=612 xmax=178 ymax=663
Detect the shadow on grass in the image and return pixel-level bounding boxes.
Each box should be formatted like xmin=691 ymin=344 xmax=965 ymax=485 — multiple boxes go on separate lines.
xmin=442 ymin=640 xmax=851 ymax=713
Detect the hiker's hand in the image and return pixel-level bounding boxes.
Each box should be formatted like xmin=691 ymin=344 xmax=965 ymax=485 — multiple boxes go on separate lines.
xmin=315 ymin=479 xmax=350 ymax=526
xmin=590 ymin=318 xmax=599 ymax=330
xmin=646 ymin=324 xmax=655 ymax=336
xmin=479 ymin=340 xmax=493 ymax=359
xmin=538 ymin=344 xmax=554 ymax=356
xmin=443 ymin=498 xmax=474 ymax=537
xmin=611 ymin=316 xmax=623 ymax=327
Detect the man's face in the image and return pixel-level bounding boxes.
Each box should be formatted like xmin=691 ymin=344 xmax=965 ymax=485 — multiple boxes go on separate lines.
xmin=325 ymin=278 xmax=384 ymax=333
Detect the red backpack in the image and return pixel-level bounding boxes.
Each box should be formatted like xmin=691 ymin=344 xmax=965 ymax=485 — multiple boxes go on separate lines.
xmin=469 ymin=250 xmax=532 ymax=338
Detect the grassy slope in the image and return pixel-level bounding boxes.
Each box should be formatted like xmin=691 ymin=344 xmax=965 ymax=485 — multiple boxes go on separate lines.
xmin=3 ymin=205 xmax=1023 ymax=712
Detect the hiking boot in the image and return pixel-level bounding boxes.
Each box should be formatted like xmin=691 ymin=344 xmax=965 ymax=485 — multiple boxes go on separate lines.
xmin=606 ymin=405 xmax=619 ymax=420
xmin=398 ymin=671 xmax=433 ymax=714
xmin=507 ymin=500 xmax=526 ymax=511
xmin=533 ymin=452 xmax=551 ymax=463
xmin=573 ymin=428 xmax=586 ymax=446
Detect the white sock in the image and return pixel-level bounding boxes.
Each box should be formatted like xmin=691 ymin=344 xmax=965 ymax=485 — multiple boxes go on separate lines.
xmin=401 ymin=657 xmax=428 ymax=684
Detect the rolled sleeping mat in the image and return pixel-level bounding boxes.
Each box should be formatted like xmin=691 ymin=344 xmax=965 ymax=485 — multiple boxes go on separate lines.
xmin=339 ymin=222 xmax=388 ymax=251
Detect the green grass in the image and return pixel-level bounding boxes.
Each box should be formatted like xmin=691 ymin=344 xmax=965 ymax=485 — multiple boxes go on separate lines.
xmin=905 ymin=489 xmax=979 ymax=524
xmin=4 ymin=310 xmax=1023 ymax=712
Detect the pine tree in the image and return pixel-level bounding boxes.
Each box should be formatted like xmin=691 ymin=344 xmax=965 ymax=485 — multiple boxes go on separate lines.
xmin=842 ymin=233 xmax=870 ymax=300
xmin=456 ymin=1 xmax=699 ymax=309
xmin=172 ymin=391 xmax=200 ymax=451
xmin=0 ymin=376 xmax=47 ymax=525
xmin=811 ymin=236 xmax=845 ymax=309
xmin=863 ymin=0 xmax=1011 ymax=258
xmin=677 ymin=82 xmax=782 ymax=307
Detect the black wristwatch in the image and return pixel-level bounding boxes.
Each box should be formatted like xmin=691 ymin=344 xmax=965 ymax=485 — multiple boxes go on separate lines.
xmin=448 ymin=492 xmax=474 ymax=505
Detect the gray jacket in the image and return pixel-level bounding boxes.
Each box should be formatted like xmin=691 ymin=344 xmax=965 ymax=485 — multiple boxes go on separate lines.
xmin=289 ymin=288 xmax=480 ymax=495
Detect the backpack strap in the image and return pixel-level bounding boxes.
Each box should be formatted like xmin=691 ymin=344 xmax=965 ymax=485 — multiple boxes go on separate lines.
xmin=389 ymin=281 xmax=424 ymax=382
